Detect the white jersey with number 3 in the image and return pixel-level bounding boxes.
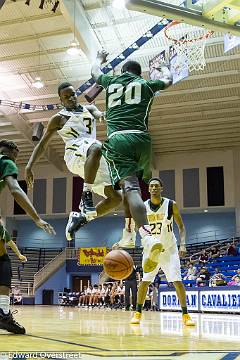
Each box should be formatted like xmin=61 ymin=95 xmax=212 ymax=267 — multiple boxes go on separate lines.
xmin=56 ymin=106 xmax=111 ymax=198
xmin=144 ymin=198 xmax=176 ymax=251
xmin=57 ymin=106 xmax=96 ymax=147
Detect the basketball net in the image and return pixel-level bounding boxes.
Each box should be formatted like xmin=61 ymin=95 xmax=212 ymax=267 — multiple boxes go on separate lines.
xmin=164 ymin=21 xmax=213 ymax=72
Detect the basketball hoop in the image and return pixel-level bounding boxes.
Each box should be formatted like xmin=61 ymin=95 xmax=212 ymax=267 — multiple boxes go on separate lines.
xmin=164 ymin=20 xmax=214 ymax=72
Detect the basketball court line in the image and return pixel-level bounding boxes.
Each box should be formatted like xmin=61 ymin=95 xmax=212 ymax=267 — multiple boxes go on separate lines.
xmin=72 ymin=351 xmax=240 ymax=359
xmin=25 ymin=334 xmax=109 ymax=351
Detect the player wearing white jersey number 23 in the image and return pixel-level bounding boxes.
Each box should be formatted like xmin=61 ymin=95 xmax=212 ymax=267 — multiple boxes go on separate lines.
xmin=131 ymin=178 xmax=195 ymax=327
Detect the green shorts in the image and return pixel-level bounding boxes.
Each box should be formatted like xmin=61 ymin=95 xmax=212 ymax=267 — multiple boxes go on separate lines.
xmin=102 ymin=132 xmax=152 ymax=189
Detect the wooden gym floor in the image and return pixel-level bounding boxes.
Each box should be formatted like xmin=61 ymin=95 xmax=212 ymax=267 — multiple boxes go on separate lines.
xmin=0 ymin=306 xmax=240 ymax=360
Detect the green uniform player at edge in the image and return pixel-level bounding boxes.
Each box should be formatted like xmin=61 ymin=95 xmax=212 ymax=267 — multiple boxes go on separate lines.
xmin=0 ymin=140 xmax=55 ymax=334
xmin=91 ymin=50 xmax=173 ymax=272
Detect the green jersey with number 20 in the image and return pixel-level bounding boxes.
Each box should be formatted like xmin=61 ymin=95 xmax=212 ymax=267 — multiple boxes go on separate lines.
xmin=97 ymin=72 xmax=165 ymax=137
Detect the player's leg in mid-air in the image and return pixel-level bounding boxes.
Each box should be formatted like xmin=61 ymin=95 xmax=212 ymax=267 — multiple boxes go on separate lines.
xmin=65 ymin=140 xmax=123 ymax=240
xmin=65 ymin=139 xmax=136 ymax=247
xmin=112 ymin=195 xmax=136 ymax=249
xmin=131 ymin=244 xmax=195 ymax=326
xmin=80 ymin=142 xmax=102 ymax=217
xmin=103 ymin=133 xmax=164 ymax=272
xmin=77 ymin=141 xmax=136 ymax=249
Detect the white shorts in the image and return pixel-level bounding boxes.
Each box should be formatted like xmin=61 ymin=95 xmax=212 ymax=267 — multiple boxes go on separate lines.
xmin=64 ymin=138 xmax=111 ymax=198
xmin=142 ymin=243 xmax=182 ymax=283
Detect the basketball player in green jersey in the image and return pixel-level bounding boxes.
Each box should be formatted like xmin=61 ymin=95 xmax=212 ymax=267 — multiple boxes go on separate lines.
xmin=0 ymin=139 xmax=55 ymax=334
xmin=90 ymin=50 xmax=173 ymax=273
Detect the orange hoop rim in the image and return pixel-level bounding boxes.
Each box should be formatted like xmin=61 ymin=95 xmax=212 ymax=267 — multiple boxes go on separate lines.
xmin=164 ymin=20 xmax=214 ymax=44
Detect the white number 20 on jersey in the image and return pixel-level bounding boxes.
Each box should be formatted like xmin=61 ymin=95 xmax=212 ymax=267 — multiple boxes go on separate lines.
xmin=108 ymin=82 xmax=142 ymax=108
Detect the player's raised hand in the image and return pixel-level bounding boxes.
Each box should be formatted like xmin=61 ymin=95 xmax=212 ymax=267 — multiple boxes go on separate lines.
xmin=35 ymin=219 xmax=56 ymax=235
xmin=18 ymin=254 xmax=27 ymax=262
xmin=25 ymin=166 xmax=34 ymax=189
xmin=97 ymin=49 xmax=109 ymax=64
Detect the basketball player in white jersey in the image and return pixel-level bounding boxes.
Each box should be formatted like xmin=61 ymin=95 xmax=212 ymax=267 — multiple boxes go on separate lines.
xmin=131 ymin=178 xmax=195 ymax=326
xmin=25 ymin=82 xmax=126 ymax=240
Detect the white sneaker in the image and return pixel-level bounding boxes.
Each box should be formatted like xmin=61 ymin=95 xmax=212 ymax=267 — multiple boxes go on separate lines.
xmin=142 ymin=235 xmax=164 ymax=273
xmin=65 ymin=211 xmax=88 ymax=241
xmin=112 ymin=229 xmax=136 ymax=249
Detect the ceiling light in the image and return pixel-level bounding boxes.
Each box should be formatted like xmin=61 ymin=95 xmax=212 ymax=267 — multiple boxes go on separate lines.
xmin=204 ymin=209 xmax=208 ymax=213
xmin=32 ymin=77 xmax=44 ymax=89
xmin=112 ymin=0 xmax=126 ymax=9
xmin=113 ymin=213 xmax=118 ymax=216
xmin=67 ymin=41 xmax=81 ymax=56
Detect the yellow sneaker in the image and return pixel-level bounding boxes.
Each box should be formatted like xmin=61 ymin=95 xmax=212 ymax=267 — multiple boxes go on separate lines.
xmin=182 ymin=314 xmax=196 ymax=326
xmin=130 ymin=311 xmax=142 ymax=325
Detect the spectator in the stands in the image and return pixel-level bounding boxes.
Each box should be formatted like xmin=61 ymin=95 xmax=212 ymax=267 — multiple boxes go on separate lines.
xmin=196 ymin=267 xmax=210 ymax=287
xmin=236 ymin=241 xmax=240 ymax=255
xmin=209 ymin=246 xmax=220 ymax=259
xmin=152 ymin=283 xmax=159 ymax=311
xmin=235 ymin=277 xmax=240 ymax=286
xmin=78 ymin=286 xmax=87 ymax=306
xmin=198 ymin=250 xmax=209 ymax=264
xmin=85 ymin=284 xmax=93 ymax=306
xmin=89 ymin=284 xmax=99 ymax=306
xmin=228 ymin=273 xmax=240 ymax=286
xmin=110 ymin=282 xmax=118 ymax=306
xmin=209 ymin=268 xmax=227 ymax=287
xmin=12 ymin=285 xmax=23 ymax=305
xmin=117 ymin=283 xmax=125 ymax=305
xmin=231 ymin=268 xmax=240 ymax=281
xmin=226 ymin=240 xmax=237 ymax=256
xmin=183 ymin=262 xmax=197 ymax=280
xmin=153 ymin=270 xmax=162 ymax=286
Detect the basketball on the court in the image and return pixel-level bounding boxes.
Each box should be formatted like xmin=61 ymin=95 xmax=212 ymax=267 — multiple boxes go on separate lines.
xmin=103 ymin=250 xmax=134 ymax=280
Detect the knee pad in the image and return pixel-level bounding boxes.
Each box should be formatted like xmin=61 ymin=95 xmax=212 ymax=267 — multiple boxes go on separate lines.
xmin=120 ymin=175 xmax=140 ymax=193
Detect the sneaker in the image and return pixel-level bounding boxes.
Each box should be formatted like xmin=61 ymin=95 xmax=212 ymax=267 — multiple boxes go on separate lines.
xmin=142 ymin=235 xmax=164 ymax=273
xmin=80 ymin=191 xmax=97 ymax=218
xmin=65 ymin=212 xmax=88 ymax=241
xmin=130 ymin=311 xmax=142 ymax=325
xmin=112 ymin=229 xmax=136 ymax=249
xmin=182 ymin=314 xmax=196 ymax=326
xmin=0 ymin=309 xmax=25 ymax=334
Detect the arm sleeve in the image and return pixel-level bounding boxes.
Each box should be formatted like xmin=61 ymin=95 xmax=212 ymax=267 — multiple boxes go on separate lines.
xmin=146 ymin=80 xmax=166 ymax=93
xmin=97 ymin=74 xmax=114 ymax=89
xmin=0 ymin=225 xmax=11 ymax=243
xmin=0 ymin=158 xmax=18 ymax=179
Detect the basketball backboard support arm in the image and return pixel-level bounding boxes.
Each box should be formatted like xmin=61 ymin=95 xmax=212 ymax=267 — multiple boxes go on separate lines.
xmin=125 ymin=0 xmax=240 ymax=36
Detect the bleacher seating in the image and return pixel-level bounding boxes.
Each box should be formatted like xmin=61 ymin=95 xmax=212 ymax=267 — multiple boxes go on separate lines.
xmin=8 ymin=247 xmax=63 ymax=295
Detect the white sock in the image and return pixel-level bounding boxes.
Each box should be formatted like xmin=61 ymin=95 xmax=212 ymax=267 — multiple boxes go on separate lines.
xmin=125 ymin=218 xmax=135 ymax=232
xmin=139 ymin=225 xmax=152 ymax=238
xmin=83 ymin=183 xmax=93 ymax=192
xmin=0 ymin=295 xmax=10 ymax=314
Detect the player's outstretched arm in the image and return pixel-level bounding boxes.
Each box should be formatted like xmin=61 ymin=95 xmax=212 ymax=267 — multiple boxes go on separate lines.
xmin=86 ymin=104 xmax=104 ymax=120
xmin=173 ymin=202 xmax=187 ymax=257
xmin=159 ymin=65 xmax=173 ymax=88
xmin=25 ymin=115 xmax=60 ymax=188
xmin=8 ymin=240 xmax=27 ymax=262
xmin=5 ymin=176 xmax=56 ymax=235
xmin=91 ymin=50 xmax=108 ymax=82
